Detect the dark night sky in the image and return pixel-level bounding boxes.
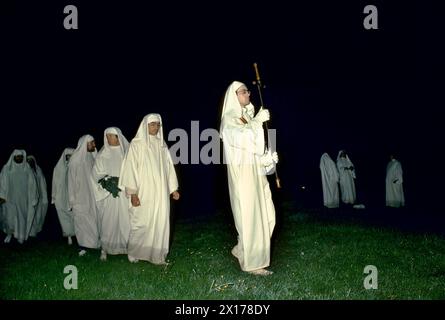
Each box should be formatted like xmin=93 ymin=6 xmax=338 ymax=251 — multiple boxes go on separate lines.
xmin=1 ymin=1 xmax=444 ymax=221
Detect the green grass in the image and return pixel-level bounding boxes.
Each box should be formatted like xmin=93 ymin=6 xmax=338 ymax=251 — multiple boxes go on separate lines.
xmin=1 ymin=211 xmax=444 ymax=300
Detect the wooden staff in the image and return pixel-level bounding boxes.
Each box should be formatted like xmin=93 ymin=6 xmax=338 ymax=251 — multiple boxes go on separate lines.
xmin=253 ymin=62 xmax=282 ymax=189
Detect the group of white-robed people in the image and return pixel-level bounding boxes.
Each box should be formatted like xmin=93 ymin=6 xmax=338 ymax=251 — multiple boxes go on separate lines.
xmin=0 ymin=150 xmax=48 ymax=244
xmin=319 ymin=151 xmax=405 ymax=209
xmin=63 ymin=91 xmax=279 ymax=273
xmin=55 ymin=113 xmax=179 ymax=265
xmin=1 ymin=80 xmax=282 ymax=276
xmin=0 ymin=81 xmax=404 ymax=277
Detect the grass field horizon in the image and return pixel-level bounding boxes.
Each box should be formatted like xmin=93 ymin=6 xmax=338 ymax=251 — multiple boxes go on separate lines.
xmin=1 ymin=203 xmax=444 ymax=300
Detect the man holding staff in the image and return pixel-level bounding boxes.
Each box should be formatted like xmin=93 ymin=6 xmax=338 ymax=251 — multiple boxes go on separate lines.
xmin=220 ymin=81 xmax=278 ymax=276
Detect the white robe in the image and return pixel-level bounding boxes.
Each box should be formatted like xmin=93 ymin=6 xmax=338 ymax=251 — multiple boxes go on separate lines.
xmin=220 ymin=81 xmax=276 ymax=272
xmin=92 ymin=127 xmax=130 ymax=254
xmin=52 ymin=148 xmax=75 ymax=237
xmin=28 ymin=156 xmax=48 ymax=237
xmin=386 ymin=159 xmax=405 ymax=207
xmin=0 ymin=201 xmax=3 ymax=234
xmin=119 ymin=114 xmax=178 ymax=264
xmin=0 ymin=201 xmax=3 ymax=233
xmin=336 ymin=151 xmax=356 ymax=205
xmin=320 ymin=153 xmax=340 ymax=208
xmin=68 ymin=135 xmax=100 ymax=249
xmin=0 ymin=150 xmax=38 ymax=242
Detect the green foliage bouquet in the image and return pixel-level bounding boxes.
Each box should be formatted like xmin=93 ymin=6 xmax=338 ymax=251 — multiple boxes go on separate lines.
xmin=98 ymin=175 xmax=121 ymax=198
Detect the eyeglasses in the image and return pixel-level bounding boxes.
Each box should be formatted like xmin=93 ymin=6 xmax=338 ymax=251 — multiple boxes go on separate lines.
xmin=236 ymin=89 xmax=251 ymax=95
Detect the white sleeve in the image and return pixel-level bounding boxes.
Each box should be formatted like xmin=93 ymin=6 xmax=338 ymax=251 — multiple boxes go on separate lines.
xmin=221 ymin=116 xmax=265 ymax=155
xmin=165 ymin=147 xmax=179 ymax=194
xmin=119 ymin=143 xmax=140 ymax=196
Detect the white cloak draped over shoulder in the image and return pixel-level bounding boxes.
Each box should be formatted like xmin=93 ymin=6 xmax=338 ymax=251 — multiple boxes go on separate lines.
xmin=0 ymin=150 xmax=38 ymax=242
xmin=28 ymin=155 xmax=48 ymax=237
xmin=336 ymin=150 xmax=356 ymax=205
xmin=220 ymin=81 xmax=276 ymax=272
xmin=119 ymin=114 xmax=178 ymax=264
xmin=52 ymin=148 xmax=75 ymax=237
xmin=68 ymin=135 xmax=100 ymax=249
xmin=386 ymin=159 xmax=405 ymax=207
xmin=92 ymin=127 xmax=130 ymax=254
xmin=320 ymin=153 xmax=340 ymax=208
